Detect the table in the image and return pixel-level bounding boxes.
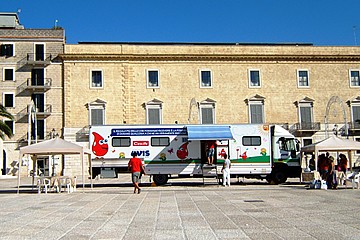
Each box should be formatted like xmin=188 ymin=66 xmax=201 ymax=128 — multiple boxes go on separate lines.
xmin=301 ymin=171 xmax=321 ymax=183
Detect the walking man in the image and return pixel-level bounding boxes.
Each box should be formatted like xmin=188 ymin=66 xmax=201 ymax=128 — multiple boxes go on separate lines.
xmin=128 ymin=152 xmax=145 ymax=194
xmin=222 ymin=153 xmax=231 ymax=187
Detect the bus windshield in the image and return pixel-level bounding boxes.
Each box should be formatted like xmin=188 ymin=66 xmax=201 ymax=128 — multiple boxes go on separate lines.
xmin=278 ymin=137 xmax=298 ymax=152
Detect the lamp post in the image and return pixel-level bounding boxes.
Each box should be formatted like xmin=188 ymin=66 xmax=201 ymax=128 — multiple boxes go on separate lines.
xmin=51 ymin=128 xmax=57 ymax=176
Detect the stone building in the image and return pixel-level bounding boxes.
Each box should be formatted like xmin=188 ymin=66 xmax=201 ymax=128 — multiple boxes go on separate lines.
xmin=0 ymin=13 xmax=65 ymax=177
xmin=60 ymin=42 xmax=360 ymax=176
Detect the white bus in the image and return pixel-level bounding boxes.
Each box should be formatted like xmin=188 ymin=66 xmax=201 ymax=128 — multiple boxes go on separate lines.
xmin=89 ymin=124 xmax=301 ymax=185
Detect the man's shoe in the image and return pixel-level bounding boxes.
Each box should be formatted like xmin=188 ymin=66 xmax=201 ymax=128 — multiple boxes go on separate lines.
xmin=138 ymin=188 xmax=141 ymax=194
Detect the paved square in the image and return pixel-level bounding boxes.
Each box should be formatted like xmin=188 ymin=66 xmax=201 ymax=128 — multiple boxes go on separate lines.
xmin=1 ymin=176 xmax=360 ymax=239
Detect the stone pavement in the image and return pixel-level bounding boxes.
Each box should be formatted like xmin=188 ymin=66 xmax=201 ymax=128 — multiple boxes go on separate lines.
xmin=0 ymin=175 xmax=360 ymax=240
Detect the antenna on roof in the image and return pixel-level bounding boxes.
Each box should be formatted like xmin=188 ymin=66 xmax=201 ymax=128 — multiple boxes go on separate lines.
xmin=17 ymin=8 xmax=21 ymax=14
xmin=55 ymin=19 xmax=58 ymax=28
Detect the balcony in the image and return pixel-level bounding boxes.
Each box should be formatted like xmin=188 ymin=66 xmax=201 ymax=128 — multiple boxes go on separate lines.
xmin=348 ymin=121 xmax=360 ymax=135
xmin=290 ymin=122 xmax=321 ymax=137
xmin=17 ymin=78 xmax=52 ymax=95
xmin=25 ymin=53 xmax=52 ymax=67
xmin=76 ymin=125 xmax=90 ymax=142
xmin=16 ymin=104 xmax=52 ymax=123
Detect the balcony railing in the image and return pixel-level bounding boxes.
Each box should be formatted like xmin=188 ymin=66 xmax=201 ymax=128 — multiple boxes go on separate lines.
xmin=348 ymin=121 xmax=360 ymax=131
xmin=17 ymin=78 xmax=52 ymax=95
xmin=269 ymin=122 xmax=289 ymax=130
xmin=25 ymin=53 xmax=52 ymax=66
xmin=290 ymin=122 xmax=321 ymax=131
xmin=16 ymin=104 xmax=52 ymax=122
xmin=76 ymin=125 xmax=90 ymax=142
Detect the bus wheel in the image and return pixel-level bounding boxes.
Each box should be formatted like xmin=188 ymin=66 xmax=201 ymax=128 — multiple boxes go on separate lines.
xmin=272 ymin=170 xmax=288 ymax=184
xmin=153 ymin=174 xmax=169 ymax=186
xmin=266 ymin=175 xmax=275 ymax=184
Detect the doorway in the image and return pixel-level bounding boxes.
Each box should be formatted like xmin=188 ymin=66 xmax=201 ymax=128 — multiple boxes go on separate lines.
xmin=37 ymin=157 xmax=49 ymax=176
xmin=2 ymin=150 xmax=6 ymax=175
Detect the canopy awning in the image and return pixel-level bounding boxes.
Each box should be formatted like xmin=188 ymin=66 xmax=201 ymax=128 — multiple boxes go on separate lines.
xmin=186 ymin=125 xmax=234 ymax=140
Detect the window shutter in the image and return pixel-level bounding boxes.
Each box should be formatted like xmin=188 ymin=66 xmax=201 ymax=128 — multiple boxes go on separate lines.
xmin=91 ymin=109 xmax=103 ymax=125
xmin=0 ymin=44 xmax=4 ymax=56
xmin=201 ymin=108 xmax=213 ymax=124
xmin=148 ymin=108 xmax=160 ymax=124
xmin=300 ymin=106 xmax=311 ymax=123
xmin=250 ymin=105 xmax=263 ymax=124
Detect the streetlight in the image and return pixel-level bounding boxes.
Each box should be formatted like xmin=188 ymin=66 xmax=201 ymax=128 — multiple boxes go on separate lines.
xmin=51 ymin=128 xmax=58 ymax=176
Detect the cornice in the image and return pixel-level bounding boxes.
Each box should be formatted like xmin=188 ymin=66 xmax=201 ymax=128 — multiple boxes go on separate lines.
xmin=59 ymin=53 xmax=360 ymax=62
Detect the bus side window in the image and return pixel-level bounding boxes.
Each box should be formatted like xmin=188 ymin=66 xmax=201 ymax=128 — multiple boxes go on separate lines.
xmin=112 ymin=137 xmax=131 ymax=147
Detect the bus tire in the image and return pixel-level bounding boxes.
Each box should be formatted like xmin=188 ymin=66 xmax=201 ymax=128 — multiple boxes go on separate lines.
xmin=153 ymin=174 xmax=169 ymax=186
xmin=272 ymin=170 xmax=288 ymax=184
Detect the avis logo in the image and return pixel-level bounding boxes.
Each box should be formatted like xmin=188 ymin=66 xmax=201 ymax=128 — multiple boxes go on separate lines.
xmin=131 ymin=150 xmax=150 ymax=157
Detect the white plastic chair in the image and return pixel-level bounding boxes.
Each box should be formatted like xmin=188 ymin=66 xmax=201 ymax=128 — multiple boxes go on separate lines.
xmin=346 ymin=172 xmax=360 ymax=189
xmin=58 ymin=177 xmax=71 ymax=193
xmin=37 ymin=178 xmax=51 ymax=194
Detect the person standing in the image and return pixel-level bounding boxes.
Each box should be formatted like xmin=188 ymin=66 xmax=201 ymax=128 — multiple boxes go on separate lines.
xmin=128 ymin=152 xmax=145 ymax=194
xmin=222 ymin=153 xmax=231 ymax=187
xmin=207 ymin=140 xmax=216 ymax=165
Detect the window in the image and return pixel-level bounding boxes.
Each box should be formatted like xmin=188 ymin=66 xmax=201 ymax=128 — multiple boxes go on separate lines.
xmin=31 ymin=119 xmax=45 ymax=141
xmin=3 ymin=93 xmax=14 ymax=108
xmin=90 ymin=108 xmax=104 ymax=125
xmin=249 ymin=69 xmax=261 ymax=87
xmin=199 ymin=99 xmax=216 ymax=124
xmin=243 ymin=136 xmax=261 ymax=146
xmin=146 ymin=99 xmax=162 ymax=124
xmin=31 ymin=69 xmax=45 ymax=86
xmin=350 ymin=70 xmax=360 ymax=87
xmin=356 ymin=137 xmax=360 ymax=155
xmin=200 ymin=70 xmax=212 ymax=88
xmin=297 ymin=70 xmax=309 ymax=87
xmin=351 ymin=105 xmax=360 ymax=128
xmin=0 ymin=43 xmax=14 ymax=57
xmin=91 ymin=70 xmax=103 ymax=88
xmin=35 ymin=44 xmax=45 ymax=61
xmin=299 ymin=106 xmax=312 ymax=129
xmin=249 ymin=104 xmax=264 ymax=124
xmin=296 ymin=97 xmax=315 ymax=130
xmin=3 ymin=68 xmax=14 ymax=81
xmin=246 ymin=95 xmax=265 ymax=124
xmin=200 ymin=106 xmax=214 ymax=124
xmin=147 ymin=70 xmax=159 ymax=88
xmin=112 ymin=137 xmax=131 ymax=147
xmin=4 ymin=120 xmax=14 ymax=135
xmin=151 ymin=137 xmax=170 ymax=146
xmin=87 ymin=99 xmax=106 ymax=126
xmin=147 ymin=106 xmax=161 ymax=124
xmin=303 ymin=139 xmax=313 ymax=147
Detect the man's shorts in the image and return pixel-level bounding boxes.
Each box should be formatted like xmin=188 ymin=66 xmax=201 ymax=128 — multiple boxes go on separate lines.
xmin=132 ymin=172 xmax=141 ymax=183
xmin=207 ymin=148 xmax=215 ymax=157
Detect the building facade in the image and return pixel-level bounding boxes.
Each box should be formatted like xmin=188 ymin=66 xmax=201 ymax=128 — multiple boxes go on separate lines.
xmin=0 ymin=13 xmax=65 ymax=177
xmin=60 ymin=42 xmax=360 ymax=176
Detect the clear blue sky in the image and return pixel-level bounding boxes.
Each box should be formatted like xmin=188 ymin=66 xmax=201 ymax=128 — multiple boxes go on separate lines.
xmin=2 ymin=0 xmax=360 ymax=45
